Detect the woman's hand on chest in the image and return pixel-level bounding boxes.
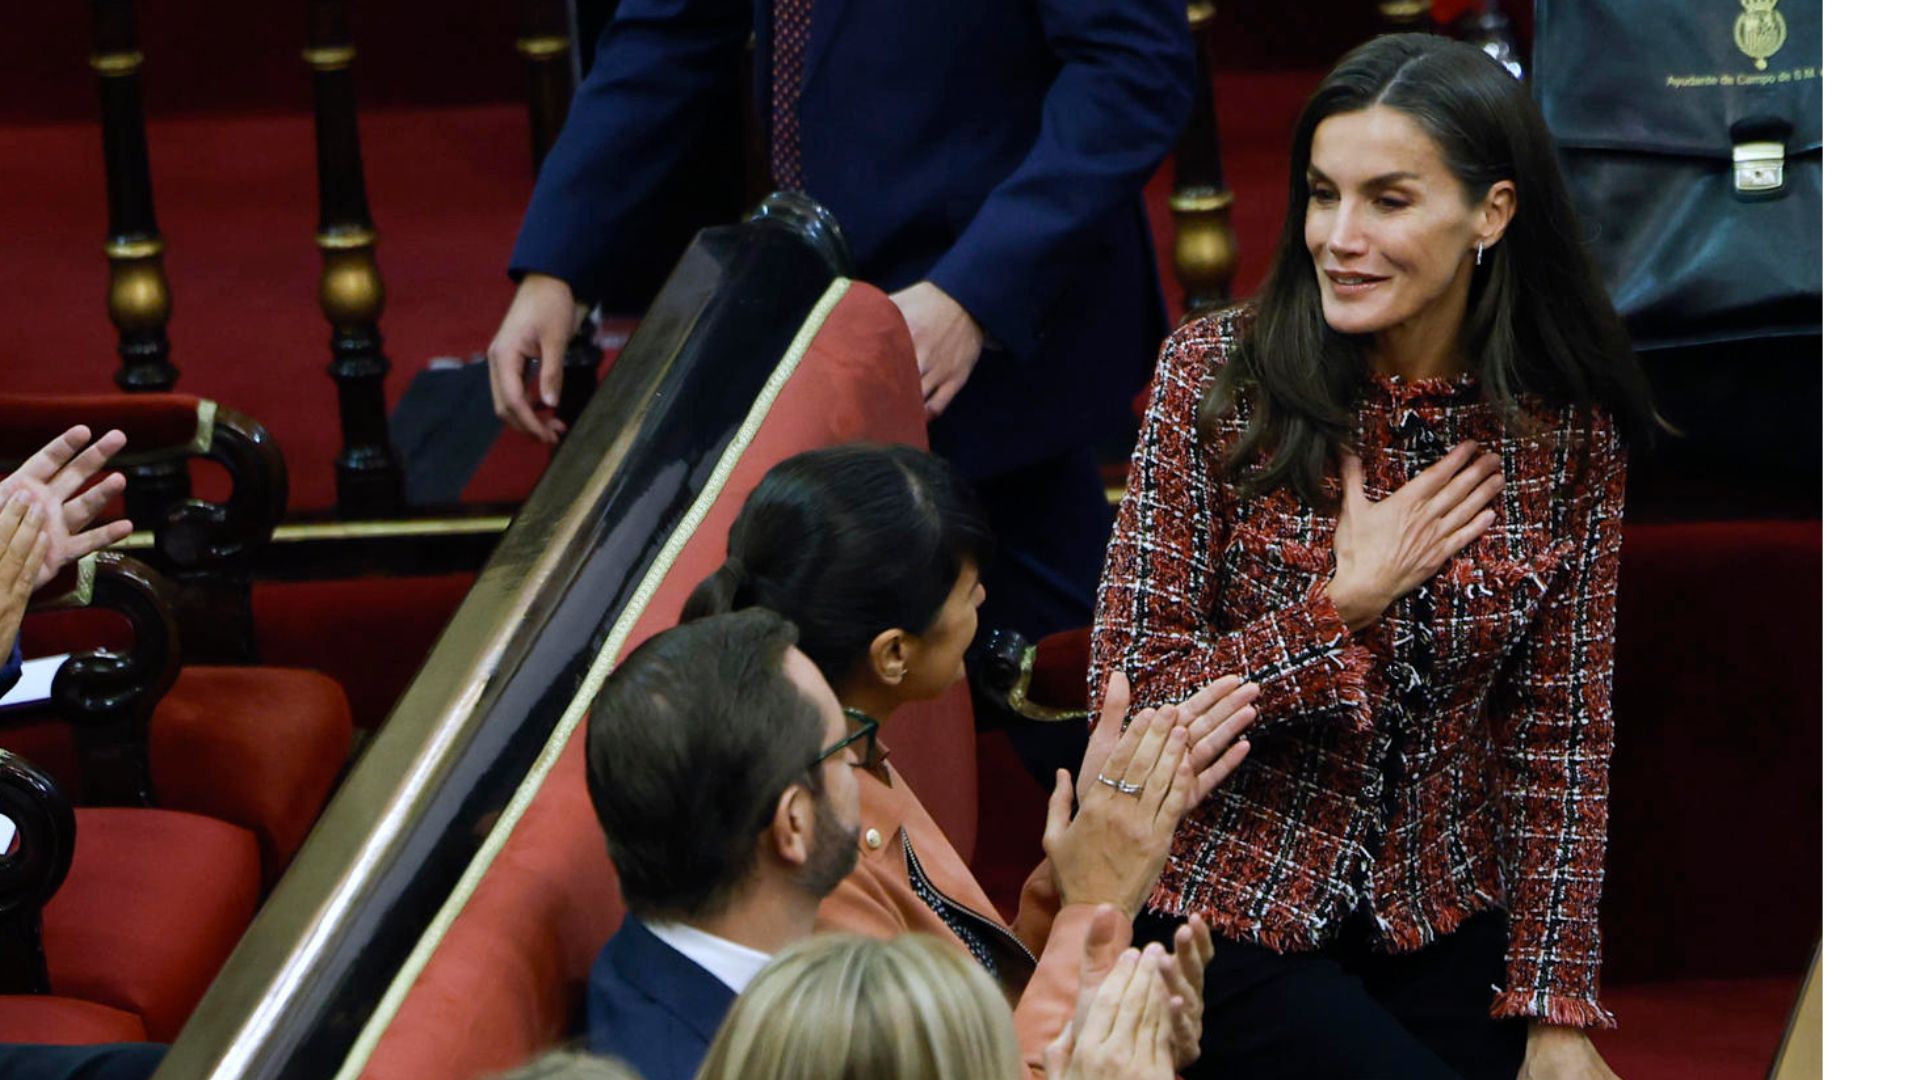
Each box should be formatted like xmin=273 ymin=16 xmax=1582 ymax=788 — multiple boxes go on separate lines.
xmin=1325 ymin=442 xmax=1505 ymax=631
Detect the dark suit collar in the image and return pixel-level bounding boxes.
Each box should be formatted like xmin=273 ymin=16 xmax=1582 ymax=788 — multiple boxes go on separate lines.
xmin=605 ymin=916 xmax=738 ymax=1044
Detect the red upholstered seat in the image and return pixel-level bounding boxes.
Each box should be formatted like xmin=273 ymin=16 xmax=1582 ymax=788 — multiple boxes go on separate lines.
xmin=148 ymin=666 xmax=354 ymax=878
xmin=41 ymin=807 xmax=261 ymax=1042
xmin=1 ymin=664 xmax=354 ymax=882
xmin=0 ymin=995 xmax=148 ymax=1044
xmin=362 ymin=282 xmax=977 ymax=1079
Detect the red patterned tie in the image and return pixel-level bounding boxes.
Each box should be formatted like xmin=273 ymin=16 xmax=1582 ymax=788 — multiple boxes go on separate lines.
xmin=770 ymin=0 xmax=809 ymax=191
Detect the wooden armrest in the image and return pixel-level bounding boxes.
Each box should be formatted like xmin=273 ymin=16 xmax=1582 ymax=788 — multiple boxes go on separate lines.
xmin=13 ymin=552 xmax=183 ymax=806
xmin=0 ymin=747 xmax=77 ymax=994
xmin=975 ymin=628 xmax=1093 ymax=725
xmin=0 ymin=393 xmax=286 ymax=662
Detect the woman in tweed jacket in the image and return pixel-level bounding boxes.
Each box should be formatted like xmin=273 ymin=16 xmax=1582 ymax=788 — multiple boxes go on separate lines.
xmin=1091 ymin=35 xmax=1660 ymax=1080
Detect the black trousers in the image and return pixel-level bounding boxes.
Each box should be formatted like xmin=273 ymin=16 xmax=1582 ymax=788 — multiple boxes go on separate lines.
xmin=1135 ymin=909 xmax=1527 ymax=1080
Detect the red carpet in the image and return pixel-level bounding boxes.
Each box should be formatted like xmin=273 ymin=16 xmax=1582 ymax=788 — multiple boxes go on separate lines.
xmin=2 ymin=71 xmax=1308 ymax=511
xmin=1 ymin=105 xmax=544 ymax=509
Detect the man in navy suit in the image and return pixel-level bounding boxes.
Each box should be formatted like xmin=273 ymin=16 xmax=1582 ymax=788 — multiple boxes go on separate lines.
xmin=583 ymin=609 xmax=864 ymax=1080
xmin=489 ymin=0 xmax=1197 ymax=691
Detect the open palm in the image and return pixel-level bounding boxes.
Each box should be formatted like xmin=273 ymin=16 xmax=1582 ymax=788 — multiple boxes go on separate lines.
xmin=0 ymin=426 xmax=134 ymax=588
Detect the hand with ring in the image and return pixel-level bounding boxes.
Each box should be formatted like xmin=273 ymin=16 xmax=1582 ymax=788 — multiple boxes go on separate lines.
xmin=1079 ymin=672 xmax=1259 ymax=810
xmin=1041 ymin=672 xmax=1197 ymax=917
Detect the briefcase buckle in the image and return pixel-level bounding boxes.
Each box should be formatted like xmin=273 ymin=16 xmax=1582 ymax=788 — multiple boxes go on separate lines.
xmin=1733 ymin=140 xmax=1787 ymax=195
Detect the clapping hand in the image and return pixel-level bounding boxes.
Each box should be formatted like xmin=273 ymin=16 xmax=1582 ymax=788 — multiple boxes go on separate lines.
xmin=1158 ymin=915 xmax=1213 ymax=1070
xmin=1043 ymin=933 xmax=1179 ymax=1080
xmin=1 ymin=495 xmax=51 ymax=654
xmin=1043 ymin=693 xmax=1193 ymax=917
xmin=0 ymin=426 xmax=133 ymax=588
xmin=1081 ymin=672 xmax=1258 ymax=809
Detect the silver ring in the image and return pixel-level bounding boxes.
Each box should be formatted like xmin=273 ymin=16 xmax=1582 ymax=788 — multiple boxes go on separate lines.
xmin=1095 ymin=773 xmax=1144 ymax=798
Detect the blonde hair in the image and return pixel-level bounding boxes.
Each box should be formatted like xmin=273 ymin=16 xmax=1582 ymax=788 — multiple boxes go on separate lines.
xmin=695 ymin=934 xmax=1020 ymax=1080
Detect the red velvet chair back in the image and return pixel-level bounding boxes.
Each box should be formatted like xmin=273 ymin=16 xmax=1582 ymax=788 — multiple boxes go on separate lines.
xmin=358 ymin=283 xmax=980 ymax=1079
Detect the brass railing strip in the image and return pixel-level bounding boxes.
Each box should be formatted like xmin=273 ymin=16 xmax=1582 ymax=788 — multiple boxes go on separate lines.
xmin=114 ymin=515 xmax=514 ymax=552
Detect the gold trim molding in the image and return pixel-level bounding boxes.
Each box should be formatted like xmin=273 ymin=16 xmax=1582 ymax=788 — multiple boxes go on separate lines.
xmin=89 ymin=51 xmax=144 ymax=76
xmin=316 ymin=225 xmax=378 ymax=251
xmin=1169 ymin=189 xmax=1236 ymax=214
xmin=104 ymin=236 xmax=165 ymax=260
xmin=302 ymin=45 xmax=357 ymax=71
xmin=516 ymin=35 xmax=570 ymax=60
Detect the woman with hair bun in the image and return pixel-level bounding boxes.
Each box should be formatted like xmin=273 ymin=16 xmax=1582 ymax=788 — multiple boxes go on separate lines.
xmin=682 ymin=442 xmax=1260 ymax=1077
xmin=1094 ymin=33 xmax=1660 ymax=1080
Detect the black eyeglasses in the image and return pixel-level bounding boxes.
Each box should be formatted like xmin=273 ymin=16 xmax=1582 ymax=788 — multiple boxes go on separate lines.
xmin=809 ymin=710 xmax=880 ymax=769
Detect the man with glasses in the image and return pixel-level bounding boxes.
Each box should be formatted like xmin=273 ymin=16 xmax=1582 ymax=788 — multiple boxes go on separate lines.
xmin=584 ymin=608 xmax=871 ymax=1080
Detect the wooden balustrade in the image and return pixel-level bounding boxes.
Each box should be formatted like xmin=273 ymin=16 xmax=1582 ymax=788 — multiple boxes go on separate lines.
xmin=307 ymin=0 xmax=405 ymax=517
xmin=1169 ymin=2 xmax=1240 ymax=319
xmin=91 ymin=0 xmax=188 ymax=526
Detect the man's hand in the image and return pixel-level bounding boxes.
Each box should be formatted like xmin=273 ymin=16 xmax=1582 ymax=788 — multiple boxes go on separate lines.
xmin=1081 ymin=672 xmax=1257 ymax=809
xmin=488 ymin=272 xmax=585 ymax=444
xmin=0 ymin=426 xmax=132 ymax=588
xmin=1519 ymin=1023 xmax=1621 ymax=1080
xmin=889 ymin=281 xmax=984 ymax=420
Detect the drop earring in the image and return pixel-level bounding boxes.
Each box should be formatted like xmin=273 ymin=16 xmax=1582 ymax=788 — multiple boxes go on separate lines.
xmin=1475 ymin=241 xmax=1485 ymax=266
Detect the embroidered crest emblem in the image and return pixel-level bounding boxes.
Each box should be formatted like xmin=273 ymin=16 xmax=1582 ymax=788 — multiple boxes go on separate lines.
xmin=1734 ymin=0 xmax=1788 ymax=71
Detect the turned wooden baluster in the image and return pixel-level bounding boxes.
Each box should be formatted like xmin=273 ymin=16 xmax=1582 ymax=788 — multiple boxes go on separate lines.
xmin=307 ymin=0 xmax=404 ymax=516
xmin=92 ymin=0 xmax=187 ymax=526
xmin=518 ymin=0 xmax=600 ymax=429
xmin=1169 ymin=2 xmax=1239 ymax=320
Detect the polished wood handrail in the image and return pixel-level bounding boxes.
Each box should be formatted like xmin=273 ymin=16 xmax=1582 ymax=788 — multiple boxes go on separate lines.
xmin=154 ymin=193 xmax=851 ymax=1080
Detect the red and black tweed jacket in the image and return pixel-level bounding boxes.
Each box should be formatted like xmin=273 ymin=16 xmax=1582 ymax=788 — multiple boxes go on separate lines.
xmin=1091 ymin=308 xmax=1625 ymax=1029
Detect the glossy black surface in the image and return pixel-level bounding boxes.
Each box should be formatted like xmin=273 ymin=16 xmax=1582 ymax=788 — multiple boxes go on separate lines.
xmin=0 ymin=748 xmax=75 ymax=994
xmin=157 ymin=199 xmax=845 ymax=1078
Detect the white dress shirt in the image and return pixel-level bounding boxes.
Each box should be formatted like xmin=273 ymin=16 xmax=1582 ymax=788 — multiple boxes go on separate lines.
xmin=642 ymin=919 xmax=773 ymax=995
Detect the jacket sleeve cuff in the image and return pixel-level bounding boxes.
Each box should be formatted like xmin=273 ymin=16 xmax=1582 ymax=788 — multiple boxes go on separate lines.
xmin=1232 ymin=581 xmax=1377 ymax=734
xmin=1490 ymin=984 xmax=1617 ymax=1030
xmin=927 ymin=262 xmax=1042 ymax=364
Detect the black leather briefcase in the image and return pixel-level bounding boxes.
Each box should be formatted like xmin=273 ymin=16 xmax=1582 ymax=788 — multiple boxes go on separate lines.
xmin=1533 ymin=0 xmax=1821 ymax=350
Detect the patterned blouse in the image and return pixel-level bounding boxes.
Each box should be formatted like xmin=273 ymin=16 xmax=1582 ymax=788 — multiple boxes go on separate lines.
xmin=1091 ymin=308 xmax=1626 ymax=1029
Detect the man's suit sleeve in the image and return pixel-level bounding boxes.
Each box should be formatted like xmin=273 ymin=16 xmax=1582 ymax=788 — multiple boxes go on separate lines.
xmin=926 ymin=0 xmax=1196 ymax=362
xmin=509 ymin=0 xmax=752 ymax=300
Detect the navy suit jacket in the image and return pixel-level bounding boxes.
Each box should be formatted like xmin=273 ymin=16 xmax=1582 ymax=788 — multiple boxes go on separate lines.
xmin=587 ymin=917 xmax=738 ymax=1080
xmin=512 ymin=0 xmax=1196 ymax=479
